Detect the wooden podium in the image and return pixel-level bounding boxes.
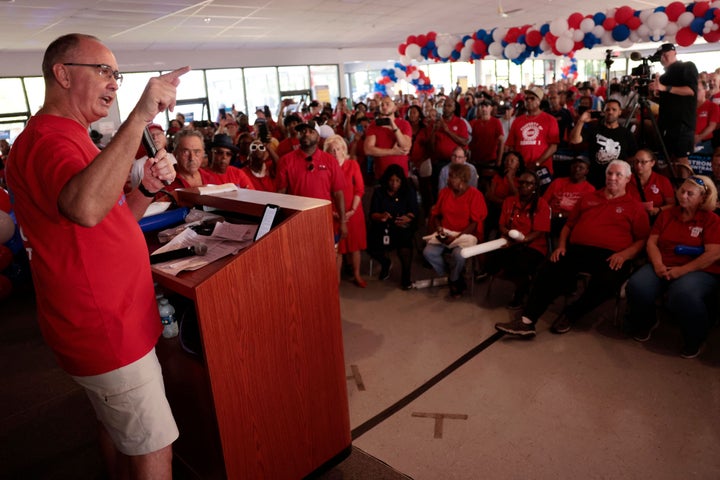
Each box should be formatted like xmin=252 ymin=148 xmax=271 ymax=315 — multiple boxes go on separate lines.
xmin=151 ymin=188 xmax=351 ymax=479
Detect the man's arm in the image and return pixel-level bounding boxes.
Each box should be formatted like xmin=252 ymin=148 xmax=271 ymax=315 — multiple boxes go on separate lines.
xmin=569 ymin=111 xmax=591 ymax=145
xmin=333 ymin=189 xmax=348 ymax=239
xmin=58 ymin=67 xmax=190 ymax=227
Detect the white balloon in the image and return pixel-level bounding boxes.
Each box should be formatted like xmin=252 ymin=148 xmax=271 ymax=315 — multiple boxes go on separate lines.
xmin=592 ymin=25 xmax=605 ymax=38
xmin=650 ymin=29 xmax=664 ymax=42
xmin=637 ymin=24 xmax=650 ymax=39
xmin=556 ymin=36 xmax=574 ymax=54
xmin=639 ymin=8 xmax=654 ymax=23
xmin=539 ymin=38 xmax=551 ymax=52
xmin=580 ymin=18 xmax=595 ymax=33
xmin=405 ymin=44 xmax=421 ymax=60
xmin=664 ymin=33 xmax=676 ymax=43
xmin=399 ymin=55 xmax=410 ymax=66
xmin=410 ymin=70 xmax=420 ymax=80
xmin=504 ymin=43 xmax=522 ymax=59
xmin=488 ymin=41 xmax=505 ymax=57
xmin=396 ymin=69 xmax=407 ymax=80
xmin=646 ymin=11 xmax=669 ymax=30
xmin=465 ymin=38 xmax=474 ymax=47
xmin=573 ymin=29 xmax=585 ymax=42
xmin=550 ymin=18 xmax=569 ymax=36
xmin=460 ymin=46 xmax=472 ymax=61
xmin=665 ymin=22 xmax=679 ymax=36
xmin=677 ymin=11 xmax=695 ymax=28
xmin=492 ymin=28 xmax=508 ymax=42
xmin=619 ymin=39 xmax=634 ymax=48
xmin=629 ymin=31 xmax=641 ymax=42
xmin=713 ymin=0 xmax=720 ymax=8
xmin=601 ymin=30 xmax=614 ymax=46
xmin=438 ymin=44 xmax=453 ymax=58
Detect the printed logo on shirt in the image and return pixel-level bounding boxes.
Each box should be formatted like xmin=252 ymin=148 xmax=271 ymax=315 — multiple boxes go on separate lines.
xmin=690 ymin=226 xmax=703 ymax=238
xmin=650 ymin=184 xmax=659 ymax=195
xmin=594 ymin=134 xmax=622 ymax=164
xmin=616 ymin=207 xmax=624 ymax=214
xmin=519 ymin=122 xmax=543 ymax=146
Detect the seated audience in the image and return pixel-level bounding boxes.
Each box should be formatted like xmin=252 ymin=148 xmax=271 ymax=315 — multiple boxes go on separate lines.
xmin=542 ymin=157 xmax=595 ymax=241
xmin=164 ymin=130 xmax=221 ymax=193
xmin=438 ymin=146 xmax=478 ymax=191
xmin=485 ymin=151 xmax=523 ymax=239
xmin=626 ymin=148 xmax=675 ymax=221
xmin=367 ymin=164 xmax=419 ymax=290
xmin=484 ymin=171 xmax=551 ymax=308
xmin=625 ymin=175 xmax=720 ymax=359
xmin=324 ymin=135 xmax=367 ymax=288
xmin=423 ymin=163 xmax=487 ymax=298
xmin=495 ymin=160 xmax=650 ymax=337
xmin=207 ymin=134 xmax=254 ymax=189
xmin=242 ymin=140 xmax=277 ymax=192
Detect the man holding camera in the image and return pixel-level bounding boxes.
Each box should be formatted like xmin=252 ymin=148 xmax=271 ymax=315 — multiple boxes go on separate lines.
xmin=364 ymin=96 xmax=412 ymax=179
xmin=569 ymin=98 xmax=637 ymax=188
xmin=652 ymin=43 xmax=698 ymax=175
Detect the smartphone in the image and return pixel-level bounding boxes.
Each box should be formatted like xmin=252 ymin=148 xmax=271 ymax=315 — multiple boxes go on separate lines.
xmin=218 ymin=108 xmax=227 ymax=120
xmin=254 ymin=204 xmax=279 ymax=241
xmin=376 ymin=117 xmax=391 ymax=127
xmin=590 ymin=111 xmax=603 ymax=120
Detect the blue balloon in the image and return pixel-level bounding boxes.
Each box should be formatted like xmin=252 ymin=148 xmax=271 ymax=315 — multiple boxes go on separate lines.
xmin=654 ymin=6 xmax=665 ymax=12
xmin=380 ymin=69 xmax=388 ymax=76
xmin=612 ymin=24 xmax=631 ymax=41
xmin=540 ymin=23 xmax=550 ymax=35
xmin=462 ymin=35 xmax=472 ymax=43
xmin=394 ymin=62 xmax=403 ymax=70
xmin=517 ymin=34 xmax=526 ymax=44
xmin=584 ymin=33 xmax=598 ymax=49
xmin=690 ymin=17 xmax=706 ymax=34
xmin=706 ymin=8 xmax=717 ymax=20
xmin=426 ymin=40 xmax=436 ymax=50
xmin=476 ymin=29 xmax=487 ymax=39
xmin=451 ymin=50 xmax=460 ymax=60
xmin=593 ymin=12 xmax=606 ymax=25
xmin=421 ymin=46 xmax=429 ymax=57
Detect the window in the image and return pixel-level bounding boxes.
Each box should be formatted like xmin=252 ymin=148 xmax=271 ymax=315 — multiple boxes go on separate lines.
xmin=206 ymin=68 xmax=247 ymax=121
xmin=244 ymin=67 xmax=279 ymax=123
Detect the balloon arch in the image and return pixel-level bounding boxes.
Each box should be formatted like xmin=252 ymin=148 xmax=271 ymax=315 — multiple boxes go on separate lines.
xmin=374 ymin=0 xmax=720 ymax=95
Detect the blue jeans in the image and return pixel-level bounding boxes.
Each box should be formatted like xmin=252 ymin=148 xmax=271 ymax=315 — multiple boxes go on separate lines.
xmin=423 ymin=243 xmax=466 ymax=282
xmin=626 ymin=263 xmax=719 ymax=347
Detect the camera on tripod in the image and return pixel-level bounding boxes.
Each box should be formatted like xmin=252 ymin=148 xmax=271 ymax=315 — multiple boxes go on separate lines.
xmin=626 ymin=51 xmax=658 ymax=98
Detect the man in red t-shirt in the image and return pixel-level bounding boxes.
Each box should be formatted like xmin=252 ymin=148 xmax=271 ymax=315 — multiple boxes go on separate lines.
xmin=364 ymin=96 xmax=412 ymax=179
xmin=496 ymin=160 xmax=649 ymax=337
xmin=6 ymin=34 xmax=185 ymax=478
xmin=468 ymin=99 xmax=505 ymax=168
xmin=695 ymin=80 xmax=720 ymax=155
xmin=506 ymin=86 xmax=560 ymax=176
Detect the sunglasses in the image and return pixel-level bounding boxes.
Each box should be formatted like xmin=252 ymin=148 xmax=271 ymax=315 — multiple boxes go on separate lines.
xmin=249 ymin=144 xmax=266 ymax=152
xmin=306 ymin=155 xmax=314 ymax=172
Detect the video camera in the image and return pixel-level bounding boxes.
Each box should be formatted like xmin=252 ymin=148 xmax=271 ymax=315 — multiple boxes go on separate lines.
xmin=624 ymin=51 xmax=658 ymax=98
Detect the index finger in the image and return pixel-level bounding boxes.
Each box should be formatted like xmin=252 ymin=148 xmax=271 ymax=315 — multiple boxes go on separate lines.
xmin=160 ymin=66 xmax=192 ymax=86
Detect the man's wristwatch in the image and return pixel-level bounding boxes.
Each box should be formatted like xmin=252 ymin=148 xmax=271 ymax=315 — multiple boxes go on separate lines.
xmin=138 ymin=182 xmax=159 ymax=198
xmin=666 ymin=85 xmax=672 ymax=94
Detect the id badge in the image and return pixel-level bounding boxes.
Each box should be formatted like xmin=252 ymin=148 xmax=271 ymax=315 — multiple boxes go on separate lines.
xmin=383 ymin=235 xmax=390 ymax=245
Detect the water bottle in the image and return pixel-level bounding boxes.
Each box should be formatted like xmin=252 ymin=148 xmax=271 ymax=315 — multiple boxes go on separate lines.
xmin=158 ymin=296 xmax=178 ymax=338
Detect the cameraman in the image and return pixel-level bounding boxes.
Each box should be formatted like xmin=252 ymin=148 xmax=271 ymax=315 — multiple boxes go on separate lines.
xmin=651 ymin=43 xmax=698 ymax=175
xmin=569 ymin=99 xmax=637 ymax=188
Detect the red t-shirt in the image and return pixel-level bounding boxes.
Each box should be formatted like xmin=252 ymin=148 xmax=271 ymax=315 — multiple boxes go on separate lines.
xmin=277 ymin=137 xmax=300 ymax=158
xmin=490 ymin=174 xmax=518 ymax=204
xmin=242 ymin=166 xmax=277 ymax=192
xmin=542 ymin=177 xmax=596 ymax=217
xmin=6 ymin=115 xmax=161 ymax=376
xmin=653 ymin=207 xmax=720 ymax=273
xmin=499 ymin=196 xmax=551 ymax=256
xmin=626 ymin=172 xmax=674 ymax=209
xmin=163 ymin=168 xmax=222 ymax=193
xmin=695 ymin=100 xmax=720 ymax=140
xmin=432 ymin=115 xmax=469 ymax=163
xmin=409 ymin=126 xmax=431 ymax=169
xmin=366 ymin=117 xmax=412 ymax=178
xmin=276 ymin=148 xmax=345 ymax=201
xmin=469 ymin=116 xmax=504 ymax=165
xmin=431 ymin=186 xmax=488 ymax=240
xmin=507 ymin=112 xmax=560 ymax=173
xmin=566 ymin=189 xmax=650 ymax=252
xmin=216 ymin=165 xmax=255 ymax=189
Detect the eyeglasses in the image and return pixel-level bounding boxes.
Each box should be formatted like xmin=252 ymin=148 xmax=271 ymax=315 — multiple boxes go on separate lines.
xmin=176 ymin=148 xmax=205 ymax=157
xmin=689 ymin=176 xmax=708 ymax=192
xmin=306 ymin=155 xmax=314 ymax=172
xmin=249 ymin=144 xmax=266 ymax=152
xmin=63 ymin=63 xmax=123 ymax=86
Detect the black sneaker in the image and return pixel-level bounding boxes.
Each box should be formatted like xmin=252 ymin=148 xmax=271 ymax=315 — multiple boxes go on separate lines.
xmin=680 ymin=342 xmax=705 ymax=359
xmin=495 ymin=319 xmax=536 ymax=337
xmin=378 ymin=260 xmax=392 ymax=281
xmin=550 ymin=314 xmax=572 ymax=334
xmin=632 ymin=319 xmax=659 ymax=343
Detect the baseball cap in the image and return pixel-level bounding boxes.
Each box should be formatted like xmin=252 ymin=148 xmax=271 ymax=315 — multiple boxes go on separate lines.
xmin=524 ymin=86 xmax=544 ymax=102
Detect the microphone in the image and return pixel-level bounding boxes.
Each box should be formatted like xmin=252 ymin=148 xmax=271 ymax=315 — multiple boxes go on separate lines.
xmin=150 ymin=244 xmax=208 ymax=264
xmin=142 ymin=126 xmax=171 ymax=186
xmin=629 ymin=51 xmax=643 ymax=62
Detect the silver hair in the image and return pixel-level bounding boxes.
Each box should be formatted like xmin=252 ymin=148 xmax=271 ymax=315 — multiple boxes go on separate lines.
xmin=607 ymin=159 xmax=632 ymax=177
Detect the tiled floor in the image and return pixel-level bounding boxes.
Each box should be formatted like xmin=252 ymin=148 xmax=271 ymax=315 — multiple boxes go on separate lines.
xmin=3 ymin=254 xmax=720 ymax=479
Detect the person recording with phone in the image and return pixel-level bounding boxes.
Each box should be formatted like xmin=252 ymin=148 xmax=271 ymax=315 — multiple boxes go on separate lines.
xmin=363 ymin=96 xmax=412 ymax=180
xmin=569 ymin=98 xmax=637 ymax=188
xmin=6 ymin=33 xmax=189 ymax=479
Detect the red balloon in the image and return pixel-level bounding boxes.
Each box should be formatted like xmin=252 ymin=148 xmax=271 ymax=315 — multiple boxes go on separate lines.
xmin=603 ymin=18 xmax=617 ymax=31
xmin=626 ymin=16 xmax=642 ymax=30
xmin=506 ymin=27 xmax=521 ymax=43
xmin=0 ymin=189 xmax=10 ymax=213
xmin=693 ymin=2 xmax=710 ymax=18
xmin=568 ymin=12 xmax=584 ymax=29
xmin=526 ymin=30 xmax=542 ymax=47
xmin=676 ymin=26 xmax=698 ymax=47
xmin=398 ymin=43 xmax=407 ymax=55
xmin=0 ymin=274 xmax=12 ymax=301
xmin=614 ymin=6 xmax=635 ymax=24
xmin=703 ymin=29 xmax=720 ymax=43
xmin=472 ymin=40 xmax=487 ymax=56
xmin=406 ymin=35 xmax=417 ymax=45
xmin=0 ymin=245 xmax=11 ymax=271
xmin=666 ymin=2 xmax=687 ymax=21
xmin=427 ymin=31 xmax=437 ymax=41
xmin=574 ymin=40 xmax=584 ymax=51
xmin=417 ymin=34 xmax=427 ymax=46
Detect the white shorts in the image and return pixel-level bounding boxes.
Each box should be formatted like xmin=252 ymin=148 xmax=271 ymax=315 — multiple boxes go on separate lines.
xmin=72 ymin=348 xmax=179 ymax=456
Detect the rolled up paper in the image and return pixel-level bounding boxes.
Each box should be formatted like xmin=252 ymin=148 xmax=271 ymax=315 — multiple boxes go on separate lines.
xmin=460 ymin=238 xmax=508 ymax=258
xmin=508 ymin=229 xmax=525 ymax=241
